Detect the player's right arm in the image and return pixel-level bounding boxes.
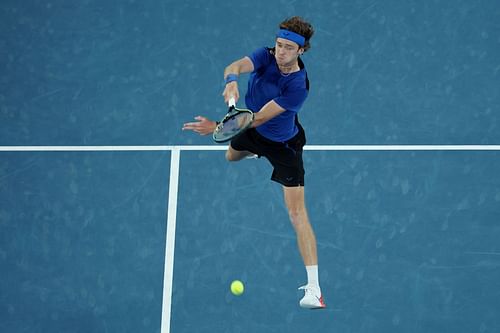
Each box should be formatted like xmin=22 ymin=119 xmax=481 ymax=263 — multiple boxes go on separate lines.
xmin=222 ymin=56 xmax=254 ymax=104
xmin=183 ymin=57 xmax=254 ymax=136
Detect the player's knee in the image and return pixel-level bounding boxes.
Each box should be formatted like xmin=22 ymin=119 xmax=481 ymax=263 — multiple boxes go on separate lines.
xmin=287 ymin=206 xmax=307 ymax=227
xmin=225 ymin=150 xmax=238 ymax=162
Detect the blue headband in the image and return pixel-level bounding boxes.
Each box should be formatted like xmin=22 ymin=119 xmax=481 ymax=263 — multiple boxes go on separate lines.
xmin=276 ymin=29 xmax=305 ymax=47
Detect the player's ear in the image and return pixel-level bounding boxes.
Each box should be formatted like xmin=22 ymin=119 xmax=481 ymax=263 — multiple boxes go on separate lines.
xmin=298 ymin=48 xmax=304 ymax=55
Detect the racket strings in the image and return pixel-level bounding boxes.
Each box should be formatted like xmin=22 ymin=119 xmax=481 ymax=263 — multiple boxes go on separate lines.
xmin=214 ymin=112 xmax=253 ymax=142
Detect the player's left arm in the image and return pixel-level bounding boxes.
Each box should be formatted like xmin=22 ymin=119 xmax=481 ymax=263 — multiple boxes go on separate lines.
xmin=251 ymin=100 xmax=286 ymax=128
xmin=182 ymin=115 xmax=217 ymax=135
xmin=252 ymin=81 xmax=307 ymax=127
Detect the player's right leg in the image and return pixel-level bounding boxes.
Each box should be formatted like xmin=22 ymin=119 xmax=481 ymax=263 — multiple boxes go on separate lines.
xmin=225 ymin=145 xmax=256 ymax=161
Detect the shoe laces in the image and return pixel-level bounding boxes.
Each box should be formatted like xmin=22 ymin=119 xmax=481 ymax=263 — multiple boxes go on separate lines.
xmin=298 ymin=284 xmax=320 ymax=297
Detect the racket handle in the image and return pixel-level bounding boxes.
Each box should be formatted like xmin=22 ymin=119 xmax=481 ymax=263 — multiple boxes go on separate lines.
xmin=228 ymin=96 xmax=236 ymax=107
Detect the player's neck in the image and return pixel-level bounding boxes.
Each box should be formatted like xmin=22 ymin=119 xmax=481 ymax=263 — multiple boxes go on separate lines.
xmin=278 ymin=60 xmax=300 ymax=74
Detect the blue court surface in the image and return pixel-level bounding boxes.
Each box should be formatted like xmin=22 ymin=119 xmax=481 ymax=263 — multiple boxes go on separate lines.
xmin=1 ymin=1 xmax=500 ymax=332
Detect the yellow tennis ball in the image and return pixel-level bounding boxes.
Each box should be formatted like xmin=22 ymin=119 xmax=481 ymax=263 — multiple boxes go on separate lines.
xmin=230 ymin=280 xmax=244 ymax=296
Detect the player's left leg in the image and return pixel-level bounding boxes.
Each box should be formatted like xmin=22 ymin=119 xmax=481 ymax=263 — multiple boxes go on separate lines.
xmin=283 ymin=185 xmax=326 ymax=309
xmin=283 ymin=185 xmax=317 ymax=265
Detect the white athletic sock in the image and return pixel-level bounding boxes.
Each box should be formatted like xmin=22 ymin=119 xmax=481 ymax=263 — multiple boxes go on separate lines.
xmin=306 ymin=265 xmax=320 ymax=292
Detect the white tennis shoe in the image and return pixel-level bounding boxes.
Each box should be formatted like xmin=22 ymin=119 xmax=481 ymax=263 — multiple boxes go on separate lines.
xmin=298 ymin=285 xmax=326 ymax=309
xmin=244 ymin=154 xmax=258 ymax=159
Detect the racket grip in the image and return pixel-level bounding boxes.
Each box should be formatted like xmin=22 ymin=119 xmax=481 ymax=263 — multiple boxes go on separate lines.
xmin=228 ymin=97 xmax=236 ymax=107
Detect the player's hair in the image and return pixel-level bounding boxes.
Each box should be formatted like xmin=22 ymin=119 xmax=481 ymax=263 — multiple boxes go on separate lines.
xmin=279 ymin=16 xmax=314 ymax=52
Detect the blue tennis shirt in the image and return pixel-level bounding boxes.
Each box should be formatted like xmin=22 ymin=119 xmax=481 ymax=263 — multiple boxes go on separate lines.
xmin=245 ymin=47 xmax=309 ymax=142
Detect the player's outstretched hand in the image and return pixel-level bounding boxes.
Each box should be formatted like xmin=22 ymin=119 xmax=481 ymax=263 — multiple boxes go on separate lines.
xmin=182 ymin=116 xmax=217 ymax=136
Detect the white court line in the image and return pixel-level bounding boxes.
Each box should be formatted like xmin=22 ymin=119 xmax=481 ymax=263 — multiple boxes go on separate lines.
xmin=161 ymin=148 xmax=180 ymax=333
xmin=305 ymin=145 xmax=500 ymax=151
xmin=0 ymin=145 xmax=181 ymax=151
xmin=1 ymin=145 xmax=500 ymax=151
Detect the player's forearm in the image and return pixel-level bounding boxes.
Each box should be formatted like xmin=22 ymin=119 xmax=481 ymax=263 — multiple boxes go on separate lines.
xmin=252 ymin=113 xmax=266 ymax=128
xmin=252 ymin=100 xmax=286 ymax=128
xmin=224 ymin=63 xmax=241 ymax=78
xmin=224 ymin=57 xmax=254 ymax=79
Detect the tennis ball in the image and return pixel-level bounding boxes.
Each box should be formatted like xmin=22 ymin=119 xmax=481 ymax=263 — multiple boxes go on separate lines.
xmin=230 ymin=280 xmax=244 ymax=296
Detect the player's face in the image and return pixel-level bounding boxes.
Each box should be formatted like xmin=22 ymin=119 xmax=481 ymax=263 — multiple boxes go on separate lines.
xmin=275 ymin=38 xmax=302 ymax=66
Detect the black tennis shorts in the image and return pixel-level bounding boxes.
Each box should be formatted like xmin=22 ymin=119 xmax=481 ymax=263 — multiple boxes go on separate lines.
xmin=230 ymin=123 xmax=306 ymax=187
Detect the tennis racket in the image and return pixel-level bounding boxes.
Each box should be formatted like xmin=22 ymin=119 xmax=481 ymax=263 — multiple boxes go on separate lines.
xmin=212 ymin=97 xmax=254 ymax=143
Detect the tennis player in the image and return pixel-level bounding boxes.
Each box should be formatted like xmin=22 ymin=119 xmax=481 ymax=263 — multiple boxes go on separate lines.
xmin=182 ymin=16 xmax=325 ymax=309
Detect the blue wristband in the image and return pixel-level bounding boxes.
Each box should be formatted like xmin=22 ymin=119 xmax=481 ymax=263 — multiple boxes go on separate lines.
xmin=225 ymin=74 xmax=238 ymax=85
